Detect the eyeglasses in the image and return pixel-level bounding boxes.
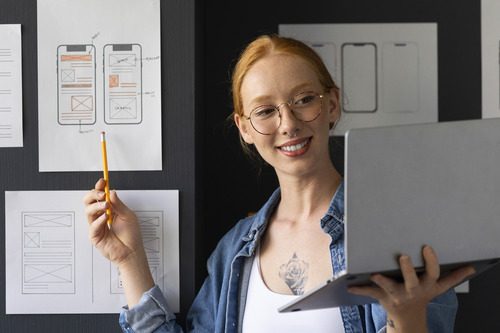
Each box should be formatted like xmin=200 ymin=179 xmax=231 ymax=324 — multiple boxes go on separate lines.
xmin=244 ymin=91 xmax=323 ymax=135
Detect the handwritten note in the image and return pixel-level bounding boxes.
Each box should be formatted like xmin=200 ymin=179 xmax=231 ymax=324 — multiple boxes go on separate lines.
xmin=0 ymin=24 xmax=23 ymax=147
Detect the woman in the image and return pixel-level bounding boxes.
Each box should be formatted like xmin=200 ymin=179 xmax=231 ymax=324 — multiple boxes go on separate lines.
xmin=84 ymin=34 xmax=474 ymax=333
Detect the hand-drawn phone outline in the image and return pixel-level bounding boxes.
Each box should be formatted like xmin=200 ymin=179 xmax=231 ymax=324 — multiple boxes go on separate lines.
xmin=381 ymin=42 xmax=419 ymax=113
xmin=309 ymin=42 xmax=337 ymax=81
xmin=341 ymin=43 xmax=378 ymax=113
xmin=103 ymin=43 xmax=143 ymax=125
xmin=56 ymin=44 xmax=97 ymax=126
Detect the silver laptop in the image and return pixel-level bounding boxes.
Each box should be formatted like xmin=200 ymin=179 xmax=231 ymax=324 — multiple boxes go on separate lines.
xmin=279 ymin=118 xmax=500 ymax=312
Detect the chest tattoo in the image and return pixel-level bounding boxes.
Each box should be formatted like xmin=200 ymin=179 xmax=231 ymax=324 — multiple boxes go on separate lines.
xmin=278 ymin=252 xmax=309 ymax=295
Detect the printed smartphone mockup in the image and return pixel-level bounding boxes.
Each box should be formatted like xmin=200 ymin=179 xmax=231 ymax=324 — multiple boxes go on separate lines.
xmin=341 ymin=43 xmax=378 ymax=113
xmin=103 ymin=44 xmax=143 ymax=124
xmin=310 ymin=42 xmax=337 ymax=80
xmin=57 ymin=45 xmax=96 ymax=125
xmin=382 ymin=42 xmax=419 ymax=113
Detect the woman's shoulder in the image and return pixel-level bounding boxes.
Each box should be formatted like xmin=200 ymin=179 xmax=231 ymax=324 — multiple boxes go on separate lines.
xmin=214 ymin=214 xmax=259 ymax=253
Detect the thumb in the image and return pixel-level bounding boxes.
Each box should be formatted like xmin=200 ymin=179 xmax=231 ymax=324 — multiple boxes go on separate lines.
xmin=109 ymin=190 xmax=130 ymax=214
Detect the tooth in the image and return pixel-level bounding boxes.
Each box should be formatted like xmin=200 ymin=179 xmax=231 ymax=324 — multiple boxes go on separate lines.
xmin=282 ymin=140 xmax=307 ymax=152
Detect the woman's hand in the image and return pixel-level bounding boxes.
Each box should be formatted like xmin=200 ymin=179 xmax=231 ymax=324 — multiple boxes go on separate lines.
xmin=348 ymin=245 xmax=475 ymax=333
xmin=83 ymin=178 xmax=155 ymax=307
xmin=83 ymin=178 xmax=144 ymax=265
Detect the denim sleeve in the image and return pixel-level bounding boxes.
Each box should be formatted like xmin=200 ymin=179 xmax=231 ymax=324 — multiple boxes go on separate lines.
xmin=363 ymin=288 xmax=458 ymax=333
xmin=119 ymin=285 xmax=184 ymax=333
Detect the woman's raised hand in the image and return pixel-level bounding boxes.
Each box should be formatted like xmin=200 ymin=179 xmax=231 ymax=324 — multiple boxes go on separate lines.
xmin=83 ymin=178 xmax=155 ymax=307
xmin=83 ymin=178 xmax=145 ymax=266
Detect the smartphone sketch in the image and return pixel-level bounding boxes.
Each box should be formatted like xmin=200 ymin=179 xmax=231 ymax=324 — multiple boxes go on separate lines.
xmin=57 ymin=44 xmax=96 ymax=125
xmin=382 ymin=42 xmax=419 ymax=113
xmin=341 ymin=43 xmax=377 ymax=113
xmin=310 ymin=42 xmax=337 ymax=80
xmin=103 ymin=44 xmax=142 ymax=125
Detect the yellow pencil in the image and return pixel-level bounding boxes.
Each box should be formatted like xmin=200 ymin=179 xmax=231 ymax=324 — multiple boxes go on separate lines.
xmin=100 ymin=131 xmax=113 ymax=227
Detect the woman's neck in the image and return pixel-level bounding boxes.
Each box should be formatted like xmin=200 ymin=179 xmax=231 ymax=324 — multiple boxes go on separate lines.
xmin=274 ymin=164 xmax=342 ymax=225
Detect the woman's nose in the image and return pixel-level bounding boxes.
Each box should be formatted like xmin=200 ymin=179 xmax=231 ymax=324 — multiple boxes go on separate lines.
xmin=277 ymin=103 xmax=301 ymax=136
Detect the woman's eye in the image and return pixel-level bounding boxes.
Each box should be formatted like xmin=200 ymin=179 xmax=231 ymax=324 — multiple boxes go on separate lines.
xmin=295 ymin=94 xmax=315 ymax=106
xmin=254 ymin=107 xmax=276 ymax=118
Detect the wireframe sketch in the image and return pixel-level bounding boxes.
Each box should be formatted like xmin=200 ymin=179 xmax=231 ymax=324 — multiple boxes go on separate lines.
xmin=22 ymin=211 xmax=75 ymax=294
xmin=103 ymin=44 xmax=143 ymax=125
xmin=57 ymin=45 xmax=96 ymax=125
xmin=111 ymin=210 xmax=163 ymax=293
xmin=382 ymin=42 xmax=419 ymax=113
xmin=341 ymin=43 xmax=378 ymax=113
xmin=309 ymin=42 xmax=337 ymax=80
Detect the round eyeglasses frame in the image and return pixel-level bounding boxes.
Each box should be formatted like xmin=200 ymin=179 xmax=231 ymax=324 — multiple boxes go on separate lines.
xmin=243 ymin=91 xmax=324 ymax=135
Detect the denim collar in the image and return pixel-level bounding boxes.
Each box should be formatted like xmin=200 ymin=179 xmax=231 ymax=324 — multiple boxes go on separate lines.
xmin=321 ymin=181 xmax=345 ymax=243
xmin=241 ymin=187 xmax=281 ymax=246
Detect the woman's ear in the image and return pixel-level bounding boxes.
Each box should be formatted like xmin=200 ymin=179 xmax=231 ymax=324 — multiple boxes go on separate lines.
xmin=326 ymin=87 xmax=340 ymax=125
xmin=234 ymin=113 xmax=255 ymax=144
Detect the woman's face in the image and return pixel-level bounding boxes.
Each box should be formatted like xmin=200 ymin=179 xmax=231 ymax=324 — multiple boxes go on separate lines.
xmin=235 ymin=53 xmax=339 ymax=178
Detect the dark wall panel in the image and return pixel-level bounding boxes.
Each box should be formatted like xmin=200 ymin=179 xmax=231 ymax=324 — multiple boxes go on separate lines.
xmin=0 ymin=0 xmax=197 ymax=332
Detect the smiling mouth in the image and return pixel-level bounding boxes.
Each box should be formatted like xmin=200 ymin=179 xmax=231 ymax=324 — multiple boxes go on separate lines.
xmin=277 ymin=138 xmax=311 ymax=152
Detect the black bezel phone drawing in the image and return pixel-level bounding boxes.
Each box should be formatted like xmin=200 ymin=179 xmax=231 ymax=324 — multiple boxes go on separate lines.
xmin=341 ymin=43 xmax=378 ymax=113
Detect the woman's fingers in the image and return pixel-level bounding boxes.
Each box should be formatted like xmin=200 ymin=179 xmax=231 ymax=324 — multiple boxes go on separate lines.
xmin=88 ymin=212 xmax=108 ymax=245
xmin=422 ymin=245 xmax=440 ymax=282
xmin=435 ymin=266 xmax=476 ymax=294
xmin=95 ymin=178 xmax=106 ymax=191
xmin=399 ymin=255 xmax=419 ymax=291
xmin=82 ymin=179 xmax=106 ymax=205
xmin=82 ymin=189 xmax=105 ymax=205
xmin=370 ymin=273 xmax=400 ymax=296
xmin=84 ymin=200 xmax=108 ymax=224
xmin=348 ymin=284 xmax=385 ymax=300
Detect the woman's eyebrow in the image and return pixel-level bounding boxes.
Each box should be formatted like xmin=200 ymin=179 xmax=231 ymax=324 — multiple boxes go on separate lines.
xmin=248 ymin=82 xmax=315 ymax=106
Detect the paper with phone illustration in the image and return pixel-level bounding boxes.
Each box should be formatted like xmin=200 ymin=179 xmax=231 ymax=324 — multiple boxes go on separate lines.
xmin=5 ymin=190 xmax=179 ymax=314
xmin=279 ymin=23 xmax=437 ymax=135
xmin=37 ymin=0 xmax=161 ymax=171
xmin=0 ymin=24 xmax=23 ymax=147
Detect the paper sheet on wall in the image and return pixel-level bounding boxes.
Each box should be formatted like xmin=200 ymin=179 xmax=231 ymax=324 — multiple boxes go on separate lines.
xmin=481 ymin=0 xmax=500 ymax=118
xmin=5 ymin=190 xmax=179 ymax=314
xmin=0 ymin=24 xmax=23 ymax=147
xmin=279 ymin=23 xmax=438 ymax=135
xmin=37 ymin=0 xmax=162 ymax=171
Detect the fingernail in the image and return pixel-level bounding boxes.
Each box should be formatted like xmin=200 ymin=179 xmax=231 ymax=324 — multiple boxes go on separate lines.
xmin=100 ymin=201 xmax=107 ymax=209
xmin=400 ymin=255 xmax=410 ymax=261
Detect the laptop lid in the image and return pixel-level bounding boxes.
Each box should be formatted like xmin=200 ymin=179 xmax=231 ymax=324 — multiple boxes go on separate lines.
xmin=345 ymin=118 xmax=500 ymax=274
xmin=279 ymin=119 xmax=500 ymax=312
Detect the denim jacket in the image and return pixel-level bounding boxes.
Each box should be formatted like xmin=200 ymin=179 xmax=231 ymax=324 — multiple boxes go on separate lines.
xmin=119 ymin=182 xmax=458 ymax=333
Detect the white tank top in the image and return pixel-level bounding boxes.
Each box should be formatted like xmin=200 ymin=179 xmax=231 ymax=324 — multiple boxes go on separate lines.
xmin=242 ymin=248 xmax=345 ymax=333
